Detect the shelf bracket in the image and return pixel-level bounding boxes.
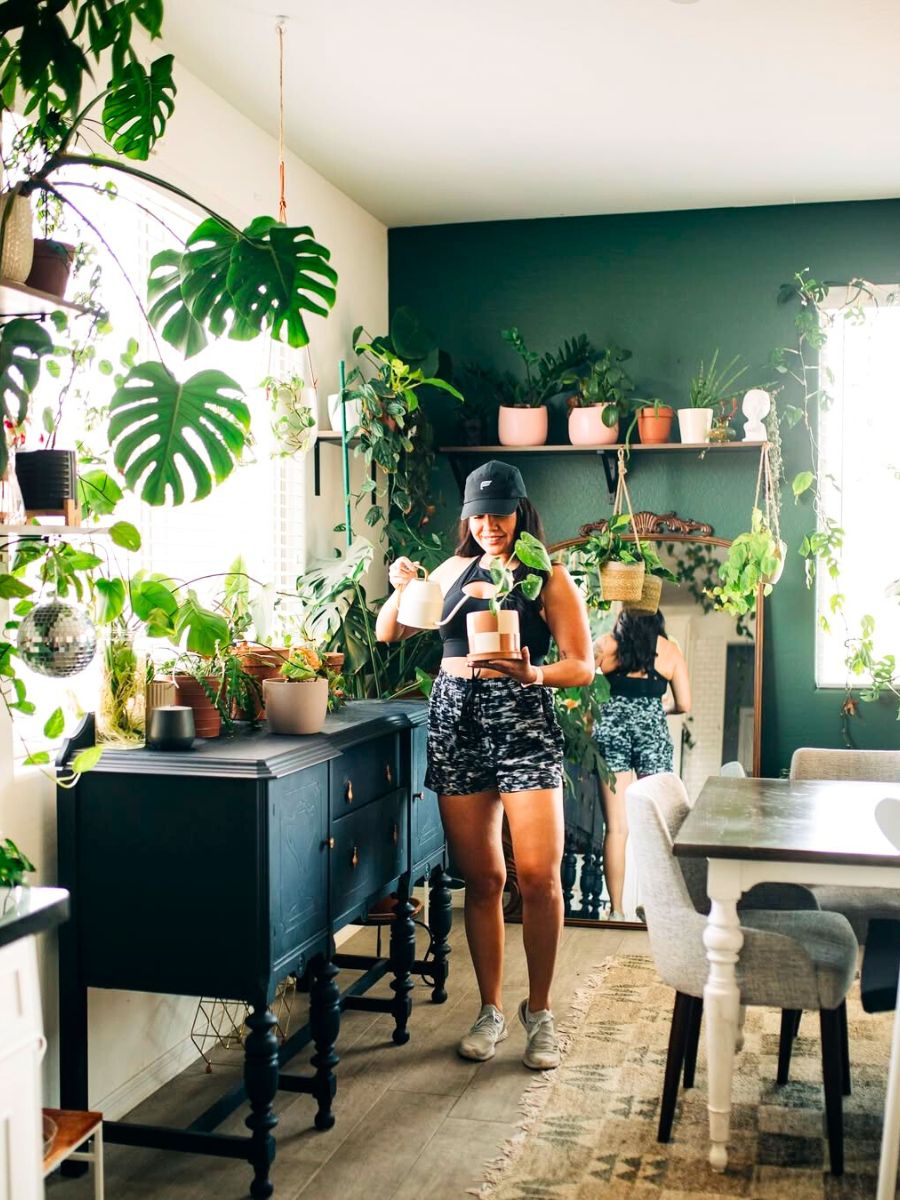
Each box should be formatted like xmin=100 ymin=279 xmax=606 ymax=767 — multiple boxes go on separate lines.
xmin=598 ymin=449 xmax=618 ymax=499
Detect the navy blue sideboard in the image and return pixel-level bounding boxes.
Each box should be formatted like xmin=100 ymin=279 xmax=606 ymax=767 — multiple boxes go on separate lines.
xmin=56 ymin=700 xmax=449 ymax=1200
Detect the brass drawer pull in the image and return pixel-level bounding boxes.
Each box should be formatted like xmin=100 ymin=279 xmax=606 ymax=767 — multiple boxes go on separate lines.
xmin=392 ymin=822 xmax=399 ymax=846
xmin=344 ymin=780 xmax=354 ymax=803
xmin=323 ymin=837 xmax=335 ymax=850
xmin=384 ymin=763 xmax=393 ymax=784
xmin=351 ymin=846 xmax=360 ymax=869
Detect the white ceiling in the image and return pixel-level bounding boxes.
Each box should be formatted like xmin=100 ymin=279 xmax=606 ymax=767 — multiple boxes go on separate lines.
xmin=162 ymin=0 xmax=900 ymax=228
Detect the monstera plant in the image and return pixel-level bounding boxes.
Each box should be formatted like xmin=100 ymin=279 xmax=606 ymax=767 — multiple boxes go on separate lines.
xmin=0 ymin=0 xmax=338 ymax=497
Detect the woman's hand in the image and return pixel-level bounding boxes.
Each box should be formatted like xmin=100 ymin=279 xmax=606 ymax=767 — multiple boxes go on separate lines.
xmin=473 ymin=646 xmax=542 ymax=685
xmin=388 ymin=556 xmax=421 ymax=592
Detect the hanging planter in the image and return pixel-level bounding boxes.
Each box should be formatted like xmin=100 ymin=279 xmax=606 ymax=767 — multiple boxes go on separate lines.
xmin=623 ymin=572 xmax=663 ymax=614
xmin=0 ymin=191 xmax=34 ymax=282
xmin=25 ymin=239 xmax=76 ymax=298
xmin=600 ymin=558 xmax=646 ymax=603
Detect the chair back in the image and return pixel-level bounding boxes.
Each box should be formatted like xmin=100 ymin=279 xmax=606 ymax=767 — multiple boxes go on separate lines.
xmin=791 ymin=747 xmax=900 ymax=783
xmin=876 ymin=797 xmax=900 ymax=853
xmin=626 ymin=774 xmax=709 ymax=994
xmin=720 ymin=760 xmax=747 ymax=778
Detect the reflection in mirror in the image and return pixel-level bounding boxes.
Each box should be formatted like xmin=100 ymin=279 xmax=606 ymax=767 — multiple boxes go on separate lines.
xmin=503 ymin=512 xmax=762 ymax=930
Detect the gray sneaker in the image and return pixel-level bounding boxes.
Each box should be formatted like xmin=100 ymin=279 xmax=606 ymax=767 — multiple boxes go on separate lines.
xmin=518 ymin=1000 xmax=561 ymax=1070
xmin=457 ymin=1004 xmax=508 ymax=1061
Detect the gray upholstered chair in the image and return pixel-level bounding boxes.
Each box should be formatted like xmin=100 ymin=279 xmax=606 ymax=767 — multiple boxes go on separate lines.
xmin=791 ymin=747 xmax=900 ymax=942
xmin=627 ymin=773 xmax=858 ymax=1174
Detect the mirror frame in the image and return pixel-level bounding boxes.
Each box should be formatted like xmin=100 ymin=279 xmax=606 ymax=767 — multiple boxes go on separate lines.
xmin=503 ymin=509 xmax=764 ymax=930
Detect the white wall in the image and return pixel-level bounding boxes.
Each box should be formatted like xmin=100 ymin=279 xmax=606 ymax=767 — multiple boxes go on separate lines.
xmin=0 ymin=47 xmax=387 ymax=1115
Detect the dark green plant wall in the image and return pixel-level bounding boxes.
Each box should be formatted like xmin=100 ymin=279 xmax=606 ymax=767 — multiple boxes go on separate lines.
xmin=389 ymin=200 xmax=900 ymax=773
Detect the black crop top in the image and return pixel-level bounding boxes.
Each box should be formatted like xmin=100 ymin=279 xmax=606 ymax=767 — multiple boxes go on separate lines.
xmin=439 ymin=557 xmax=552 ymax=662
xmin=606 ymin=664 xmax=669 ymax=698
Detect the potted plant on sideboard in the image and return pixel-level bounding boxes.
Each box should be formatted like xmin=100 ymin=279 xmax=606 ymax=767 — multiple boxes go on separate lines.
xmin=680 ymin=350 xmax=747 ymax=444
xmin=263 ymin=644 xmax=345 ymax=735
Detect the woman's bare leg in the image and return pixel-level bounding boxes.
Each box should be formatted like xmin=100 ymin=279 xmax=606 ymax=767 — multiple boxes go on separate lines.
xmin=439 ymin=790 xmax=506 ymax=1009
xmin=502 ymin=787 xmax=564 ymax=1012
xmin=600 ymin=771 xmax=634 ymax=915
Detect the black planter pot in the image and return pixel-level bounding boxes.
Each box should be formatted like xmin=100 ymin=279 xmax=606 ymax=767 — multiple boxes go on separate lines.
xmin=15 ymin=449 xmax=78 ymax=511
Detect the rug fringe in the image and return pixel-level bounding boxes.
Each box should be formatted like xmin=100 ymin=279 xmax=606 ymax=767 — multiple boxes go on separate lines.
xmin=467 ymin=957 xmax=616 ymax=1199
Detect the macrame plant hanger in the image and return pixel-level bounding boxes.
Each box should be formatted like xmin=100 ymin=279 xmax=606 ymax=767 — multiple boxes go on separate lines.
xmin=752 ymin=443 xmax=779 ymax=541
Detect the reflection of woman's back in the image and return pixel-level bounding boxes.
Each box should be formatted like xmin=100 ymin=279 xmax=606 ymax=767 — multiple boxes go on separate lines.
xmin=592 ymin=609 xmax=691 ymax=920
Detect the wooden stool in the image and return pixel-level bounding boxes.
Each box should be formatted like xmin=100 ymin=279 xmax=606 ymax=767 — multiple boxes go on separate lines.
xmin=364 ymin=893 xmax=424 ymax=956
xmin=42 ymin=1109 xmax=103 ymax=1199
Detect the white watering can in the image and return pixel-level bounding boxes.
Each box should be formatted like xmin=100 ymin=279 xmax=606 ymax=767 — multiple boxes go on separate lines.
xmin=397 ymin=567 xmax=498 ymax=631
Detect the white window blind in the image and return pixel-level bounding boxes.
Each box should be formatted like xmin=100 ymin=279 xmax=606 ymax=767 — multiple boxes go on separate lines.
xmin=815 ymin=286 xmax=900 ymax=688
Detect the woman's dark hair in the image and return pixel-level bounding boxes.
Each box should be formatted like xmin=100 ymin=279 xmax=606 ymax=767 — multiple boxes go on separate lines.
xmin=455 ymin=498 xmax=549 ymax=592
xmin=613 ymin=608 xmax=668 ymax=674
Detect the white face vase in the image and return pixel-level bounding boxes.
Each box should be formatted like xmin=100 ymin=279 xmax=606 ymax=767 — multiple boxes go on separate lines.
xmin=742 ymin=388 xmax=771 ymax=441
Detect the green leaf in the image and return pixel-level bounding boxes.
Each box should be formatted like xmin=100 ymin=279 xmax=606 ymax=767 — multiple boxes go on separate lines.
xmin=42 ymin=706 xmax=64 ymax=739
xmin=514 ymin=531 xmax=553 ymax=573
xmin=520 ymin=573 xmax=542 ymax=600
xmin=130 ymin=577 xmax=178 ymax=624
xmin=108 ymin=521 xmax=141 ymax=551
xmin=174 ymin=591 xmax=230 ymax=656
xmin=72 ymin=745 xmax=103 ymax=773
xmin=0 ymin=318 xmax=53 ymax=473
xmin=23 ymin=751 xmax=50 ymax=766
xmin=102 ymin=54 xmax=176 ymax=159
xmin=78 ymin=468 xmax=123 ymax=517
xmin=147 ymin=249 xmax=208 ymax=358
xmin=94 ymin=577 xmax=126 ymax=623
xmin=792 ymin=471 xmax=815 ymax=497
xmin=782 ymin=404 xmax=804 ymax=429
xmin=0 ymin=574 xmax=33 ymax=599
xmin=108 ymin=362 xmax=250 ymax=505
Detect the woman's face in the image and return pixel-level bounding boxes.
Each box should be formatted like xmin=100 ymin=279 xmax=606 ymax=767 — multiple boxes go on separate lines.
xmin=469 ymin=511 xmax=517 ymax=558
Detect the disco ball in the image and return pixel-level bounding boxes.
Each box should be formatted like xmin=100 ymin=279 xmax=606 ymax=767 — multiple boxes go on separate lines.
xmin=16 ymin=598 xmax=97 ymax=678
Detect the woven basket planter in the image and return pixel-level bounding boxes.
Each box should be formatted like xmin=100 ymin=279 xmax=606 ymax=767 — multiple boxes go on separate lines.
xmin=624 ymin=573 xmax=662 ymax=614
xmin=600 ymin=559 xmax=645 ymax=603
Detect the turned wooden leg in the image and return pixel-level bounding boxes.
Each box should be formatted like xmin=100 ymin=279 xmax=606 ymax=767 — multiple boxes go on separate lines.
xmin=309 ymin=949 xmax=341 ymax=1131
xmin=243 ymin=1002 xmax=279 ymax=1199
xmin=561 ymin=840 xmax=577 ymax=915
xmin=703 ymin=862 xmax=744 ymax=1172
xmin=389 ymin=880 xmax=416 ymax=1044
xmin=428 ymin=864 xmax=452 ymax=1003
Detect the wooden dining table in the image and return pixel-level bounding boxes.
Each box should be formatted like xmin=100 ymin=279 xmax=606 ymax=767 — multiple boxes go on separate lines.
xmin=674 ymin=775 xmax=900 ymax=1174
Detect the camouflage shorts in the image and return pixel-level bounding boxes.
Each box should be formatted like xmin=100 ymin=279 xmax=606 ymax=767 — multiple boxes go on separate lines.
xmin=425 ymin=671 xmax=565 ymax=796
xmin=593 ymin=695 xmax=674 ymax=776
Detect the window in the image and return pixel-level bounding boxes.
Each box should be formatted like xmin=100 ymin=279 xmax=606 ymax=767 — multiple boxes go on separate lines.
xmin=815 ymin=286 xmax=900 ymax=688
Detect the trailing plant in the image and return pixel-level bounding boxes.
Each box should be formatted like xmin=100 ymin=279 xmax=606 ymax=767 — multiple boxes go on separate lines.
xmin=0 ymin=0 xmax=338 ymax=496
xmin=705 ymin=508 xmax=778 ymax=616
xmin=688 ymin=350 xmax=747 ymax=409
xmin=263 ymin=373 xmax=316 ymax=457
xmin=0 ymin=835 xmax=34 ymax=888
xmin=552 ymin=673 xmax=614 ymax=796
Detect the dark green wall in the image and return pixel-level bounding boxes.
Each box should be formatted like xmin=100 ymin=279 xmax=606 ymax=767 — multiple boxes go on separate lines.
xmin=388 ymin=200 xmax=900 ymax=773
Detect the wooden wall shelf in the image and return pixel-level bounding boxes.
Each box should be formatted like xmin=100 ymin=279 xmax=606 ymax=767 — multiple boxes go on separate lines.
xmin=0 ymin=278 xmax=96 ymax=318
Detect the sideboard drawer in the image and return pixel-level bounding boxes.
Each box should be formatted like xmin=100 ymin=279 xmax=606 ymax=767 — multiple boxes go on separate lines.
xmin=330 ymin=788 xmax=407 ymax=926
xmin=330 ymin=734 xmax=402 ymax=818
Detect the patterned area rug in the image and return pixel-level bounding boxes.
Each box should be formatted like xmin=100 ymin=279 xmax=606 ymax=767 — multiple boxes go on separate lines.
xmin=472 ymin=953 xmax=893 ymax=1199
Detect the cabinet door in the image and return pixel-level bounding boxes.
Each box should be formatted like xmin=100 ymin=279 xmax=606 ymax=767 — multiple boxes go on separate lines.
xmin=269 ymin=764 xmax=330 ymax=978
xmin=330 ymin=788 xmax=407 ymax=928
xmin=411 ymin=723 xmax=445 ymax=873
xmin=0 ymin=1039 xmax=43 ymax=1200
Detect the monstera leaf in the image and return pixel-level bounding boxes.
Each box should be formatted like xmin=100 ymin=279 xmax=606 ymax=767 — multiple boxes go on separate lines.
xmin=102 ymin=54 xmax=175 ymax=160
xmin=108 ymin=362 xmax=250 ymax=505
xmin=0 ymin=318 xmax=53 ymax=474
xmin=149 ymin=216 xmax=338 ymax=356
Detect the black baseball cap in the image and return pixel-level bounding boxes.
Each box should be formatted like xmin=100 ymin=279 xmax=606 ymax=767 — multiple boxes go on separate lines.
xmin=460 ymin=460 xmax=527 ymax=519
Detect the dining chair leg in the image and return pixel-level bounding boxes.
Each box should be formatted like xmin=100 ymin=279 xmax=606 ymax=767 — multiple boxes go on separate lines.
xmin=658 ymin=991 xmax=692 ymax=1143
xmin=838 ymin=1001 xmax=851 ymax=1097
xmin=777 ymin=1009 xmax=802 ymax=1085
xmin=819 ymin=1006 xmax=844 ymax=1177
xmin=683 ymin=996 xmax=703 ymax=1089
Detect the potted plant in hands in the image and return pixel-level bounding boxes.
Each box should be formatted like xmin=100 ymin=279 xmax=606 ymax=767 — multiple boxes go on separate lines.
xmin=562 ymin=345 xmax=633 ymax=445
xmin=263 ymin=645 xmax=335 ymax=735
xmin=466 ymin=531 xmax=553 ymax=661
xmin=680 ymin=351 xmax=747 ymax=445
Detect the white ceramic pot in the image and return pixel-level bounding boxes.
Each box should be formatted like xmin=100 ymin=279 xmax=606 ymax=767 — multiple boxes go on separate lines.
xmin=677 ymin=408 xmax=714 ymax=444
xmin=763 ymin=538 xmax=788 ymax=586
xmin=326 ymin=391 xmax=361 ymax=434
xmin=271 ymin=385 xmax=318 ymax=455
xmin=498 ymin=405 xmax=548 ymax=447
xmin=568 ymin=405 xmax=619 ymax=446
xmin=0 ymin=192 xmax=34 ymax=283
xmin=263 ymin=677 xmax=328 ymax=735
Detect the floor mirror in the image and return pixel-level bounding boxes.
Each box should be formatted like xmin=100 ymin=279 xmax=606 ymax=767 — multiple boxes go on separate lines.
xmin=503 ymin=510 xmax=764 ymax=930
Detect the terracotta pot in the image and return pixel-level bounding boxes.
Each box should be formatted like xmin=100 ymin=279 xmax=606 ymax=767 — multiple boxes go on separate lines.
xmin=676 ymin=407 xmax=713 ymax=445
xmin=263 ymin=677 xmax=329 ymax=735
xmin=323 ymin=652 xmax=345 ymax=673
xmin=25 ymin=239 xmax=75 ymax=298
xmin=498 ymin=405 xmax=548 ymax=447
xmin=599 ymin=560 xmax=646 ymax=603
xmin=637 ymin=406 xmax=674 ymax=445
xmin=466 ymin=608 xmax=522 ymax=662
xmin=568 ymin=405 xmax=619 ymax=446
xmin=172 ymin=675 xmax=221 ymax=738
xmin=0 ymin=192 xmax=34 ymax=282
xmin=231 ymin=644 xmax=291 ymax=720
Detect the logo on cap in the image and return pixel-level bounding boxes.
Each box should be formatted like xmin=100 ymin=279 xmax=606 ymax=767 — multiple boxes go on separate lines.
xmin=479 ymin=479 xmax=492 ymax=490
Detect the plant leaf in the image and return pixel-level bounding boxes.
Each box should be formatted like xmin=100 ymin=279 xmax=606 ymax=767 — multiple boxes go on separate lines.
xmin=72 ymin=745 xmax=103 ymax=773
xmin=0 ymin=318 xmax=53 ymax=473
xmin=174 ymin=591 xmax=230 ymax=656
xmin=94 ymin=577 xmax=126 ymax=623
xmin=102 ymin=54 xmax=176 ymax=160
xmin=0 ymin=573 xmax=33 ymax=599
xmin=792 ymin=470 xmax=815 ymax=497
xmin=108 ymin=520 xmax=141 ymax=551
xmin=78 ymin=468 xmax=123 ymax=517
xmin=43 ymin=706 xmax=64 ymax=739
xmin=147 ymin=249 xmax=208 ymax=358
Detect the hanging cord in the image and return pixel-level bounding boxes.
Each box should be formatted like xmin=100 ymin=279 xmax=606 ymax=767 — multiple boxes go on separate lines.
xmin=276 ymin=20 xmax=287 ymax=224
xmin=612 ymin=448 xmax=645 ymax=561
xmin=752 ymin=443 xmax=779 ymax=541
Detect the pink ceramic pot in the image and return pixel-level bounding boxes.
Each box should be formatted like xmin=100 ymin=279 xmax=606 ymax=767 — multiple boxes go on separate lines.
xmin=498 ymin=405 xmax=548 ymax=447
xmin=568 ymin=405 xmax=620 ymax=446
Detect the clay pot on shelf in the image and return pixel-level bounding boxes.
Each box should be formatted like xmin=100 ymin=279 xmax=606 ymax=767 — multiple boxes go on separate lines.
xmin=568 ymin=404 xmax=619 ymax=446
xmin=25 ymin=239 xmax=75 ymax=298
xmin=466 ymin=609 xmax=522 ymax=662
xmin=599 ymin=560 xmax=646 ymax=603
xmin=498 ymin=405 xmax=548 ymax=447
xmin=323 ymin=651 xmax=345 ymax=673
xmin=637 ymin=405 xmax=674 ymax=445
xmin=676 ymin=408 xmax=713 ymax=444
xmin=263 ymin=677 xmax=329 ymax=735
xmin=172 ymin=674 xmax=222 ymax=738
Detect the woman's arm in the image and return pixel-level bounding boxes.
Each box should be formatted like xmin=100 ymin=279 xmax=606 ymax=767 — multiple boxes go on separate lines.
xmin=539 ymin=565 xmax=595 ymax=688
xmin=664 ymin=643 xmax=692 ymax=714
xmin=375 ymin=556 xmax=461 ymax=644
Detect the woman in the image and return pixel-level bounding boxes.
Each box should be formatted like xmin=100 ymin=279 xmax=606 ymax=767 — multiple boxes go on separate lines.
xmin=593 ymin=607 xmax=691 ymax=919
xmin=376 ymin=461 xmax=593 ymax=1069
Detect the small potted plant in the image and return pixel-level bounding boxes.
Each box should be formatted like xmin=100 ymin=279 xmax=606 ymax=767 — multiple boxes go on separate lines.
xmin=636 ymin=398 xmax=675 ymax=445
xmin=680 ymin=351 xmax=747 ymax=445
xmin=263 ymin=644 xmax=336 ymax=735
xmin=167 ymin=653 xmax=228 ymax=739
xmin=25 ymin=238 xmax=77 ymax=299
xmin=574 ymin=518 xmax=676 ymax=608
xmin=562 ymin=345 xmax=633 ymax=446
xmin=498 ymin=328 xmax=550 ymax=446
xmin=466 ymin=531 xmax=553 ymax=661
xmin=262 ymin=372 xmax=317 ymax=456
xmin=706 ymin=508 xmax=782 ymax=615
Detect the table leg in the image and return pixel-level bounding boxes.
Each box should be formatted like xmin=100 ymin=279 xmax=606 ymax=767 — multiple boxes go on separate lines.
xmin=309 ymin=949 xmax=340 ymax=1131
xmin=428 ymin=864 xmax=452 ymax=1004
xmin=243 ymin=1002 xmax=279 ymax=1199
xmin=876 ymin=984 xmax=900 ymax=1200
xmin=389 ymin=879 xmax=416 ymax=1043
xmin=703 ymin=862 xmax=744 ymax=1172
xmin=94 ymin=1124 xmax=104 ymax=1200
